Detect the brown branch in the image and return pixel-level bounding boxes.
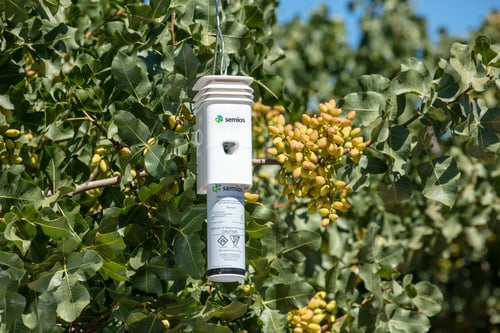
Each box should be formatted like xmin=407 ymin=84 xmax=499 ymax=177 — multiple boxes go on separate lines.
xmin=168 ymin=12 xmax=177 ymax=46
xmin=252 ymin=158 xmax=280 ymax=165
xmin=448 ymin=84 xmax=474 ymax=104
xmin=88 ymin=166 xmax=100 ymax=182
xmin=65 ymin=160 xmax=279 ymax=197
xmin=67 ymin=170 xmax=147 ymax=197
xmin=401 ymin=113 xmax=421 ymax=127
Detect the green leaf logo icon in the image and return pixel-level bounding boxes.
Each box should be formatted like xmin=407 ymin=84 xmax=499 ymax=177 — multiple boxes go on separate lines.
xmin=211 ymin=184 xmax=221 ymax=192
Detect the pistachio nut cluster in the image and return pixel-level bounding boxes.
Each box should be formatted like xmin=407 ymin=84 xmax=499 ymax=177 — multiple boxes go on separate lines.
xmin=287 ymin=291 xmax=338 ymax=333
xmin=267 ymin=99 xmax=368 ymax=226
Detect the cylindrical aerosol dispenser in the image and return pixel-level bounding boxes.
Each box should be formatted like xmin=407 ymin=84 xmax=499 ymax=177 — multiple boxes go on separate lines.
xmin=193 ymin=75 xmax=254 ymax=282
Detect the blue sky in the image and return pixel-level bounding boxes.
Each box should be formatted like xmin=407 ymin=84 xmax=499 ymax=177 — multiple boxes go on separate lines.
xmin=277 ymin=0 xmax=499 ymax=45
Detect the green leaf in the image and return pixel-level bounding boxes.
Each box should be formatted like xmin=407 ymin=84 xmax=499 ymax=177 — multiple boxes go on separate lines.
xmin=411 ymin=281 xmax=444 ymax=317
xmin=281 ymin=230 xmax=321 ymax=262
xmin=358 ymin=74 xmax=392 ymax=94
xmin=0 ymin=289 xmax=27 ymax=329
xmin=54 ymin=281 xmax=91 ymax=323
xmin=376 ymin=304 xmax=431 ymax=333
xmin=114 ymin=110 xmax=152 ymax=146
xmin=195 ymin=324 xmax=232 ymax=333
xmin=0 ymin=167 xmax=44 ymax=212
xmin=418 ymin=156 xmax=460 ymax=207
xmin=43 ymin=146 xmax=73 ymax=195
xmin=0 ymin=251 xmax=25 ymax=281
xmin=264 ymin=281 xmax=314 ymax=312
xmin=220 ymin=20 xmax=250 ymax=54
xmin=174 ymin=233 xmax=205 ymax=279
xmin=244 ymin=4 xmax=264 ymax=29
xmin=436 ymin=72 xmax=461 ymax=101
xmin=46 ymin=121 xmax=76 ymax=142
xmin=0 ymin=95 xmax=14 ymax=110
xmin=376 ymin=244 xmax=405 ymax=272
xmin=208 ymin=301 xmax=248 ymax=321
xmin=359 ymin=263 xmax=383 ymax=310
xmin=147 ymin=256 xmax=181 ymax=281
xmin=161 ymin=295 xmax=198 ymax=317
xmin=381 ymin=125 xmax=412 ymax=174
xmin=22 ymin=296 xmax=57 ymax=332
xmin=392 ymin=68 xmax=429 ymax=97
xmin=66 ymin=250 xmax=103 ymax=281
xmin=100 ymin=261 xmax=129 ymax=282
xmin=359 ymin=223 xmax=404 ymax=275
xmin=132 ymin=270 xmax=163 ymax=295
xmin=94 ymin=231 xmax=126 ymax=259
xmin=3 ymin=0 xmax=29 ymax=21
xmin=449 ymin=42 xmax=476 ymax=84
xmin=481 ymin=107 xmax=500 ymax=134
xmin=129 ymin=316 xmax=169 ymax=333
xmin=378 ymin=174 xmax=412 ymax=203
xmin=36 ymin=215 xmax=79 ymax=242
xmin=260 ymin=307 xmax=287 ymax=333
xmin=474 ymin=35 xmax=497 ymax=65
xmin=112 ymin=52 xmax=152 ymax=100
xmin=339 ymin=91 xmax=385 ymax=126
xmin=149 ymin=0 xmax=170 ymax=18
xmin=144 ymin=144 xmax=178 ymax=178
xmin=175 ymin=204 xmax=206 ymax=234
xmin=246 ymin=219 xmax=271 ymax=239
xmin=174 ymin=43 xmax=200 ymax=79
xmin=4 ymin=211 xmax=37 ymax=256
xmin=28 ymin=263 xmax=64 ymax=293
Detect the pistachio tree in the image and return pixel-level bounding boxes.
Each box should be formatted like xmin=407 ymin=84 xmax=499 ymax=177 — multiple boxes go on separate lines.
xmin=0 ymin=0 xmax=498 ymax=332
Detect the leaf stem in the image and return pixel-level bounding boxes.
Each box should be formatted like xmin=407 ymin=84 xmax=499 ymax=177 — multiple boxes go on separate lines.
xmin=449 ymin=84 xmax=474 ymax=104
xmin=82 ymin=110 xmax=123 ymax=150
xmin=401 ymin=113 xmax=421 ymax=127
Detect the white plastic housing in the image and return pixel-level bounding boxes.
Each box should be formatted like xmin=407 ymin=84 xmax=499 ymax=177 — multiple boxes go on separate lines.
xmin=193 ymin=75 xmax=254 ymax=194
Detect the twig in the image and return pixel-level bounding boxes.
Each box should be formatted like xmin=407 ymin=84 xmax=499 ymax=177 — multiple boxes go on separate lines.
xmin=252 ymin=158 xmax=280 ymax=165
xmin=82 ymin=110 xmax=123 ymax=150
xmin=401 ymin=113 xmax=421 ymax=127
xmin=449 ymin=84 xmax=474 ymax=104
xmin=84 ymin=9 xmax=126 ymax=39
xmin=168 ymin=12 xmax=177 ymax=46
xmin=67 ymin=170 xmax=147 ymax=197
xmin=66 ymin=160 xmax=279 ymax=197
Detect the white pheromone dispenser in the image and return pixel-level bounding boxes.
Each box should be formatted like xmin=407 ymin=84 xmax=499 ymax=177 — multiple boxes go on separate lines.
xmin=193 ymin=75 xmax=254 ymax=282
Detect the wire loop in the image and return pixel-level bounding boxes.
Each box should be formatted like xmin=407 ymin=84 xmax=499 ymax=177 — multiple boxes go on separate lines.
xmin=212 ymin=0 xmax=228 ymax=75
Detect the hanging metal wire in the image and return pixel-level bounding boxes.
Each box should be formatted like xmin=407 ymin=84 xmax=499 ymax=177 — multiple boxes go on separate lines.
xmin=212 ymin=0 xmax=228 ymax=75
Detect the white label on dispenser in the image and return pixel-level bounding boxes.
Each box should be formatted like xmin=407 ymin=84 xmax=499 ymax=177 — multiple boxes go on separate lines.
xmin=207 ymin=184 xmax=245 ymax=280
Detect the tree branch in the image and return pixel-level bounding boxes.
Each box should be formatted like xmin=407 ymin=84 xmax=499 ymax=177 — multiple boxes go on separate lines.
xmin=67 ymin=170 xmax=147 ymax=197
xmin=168 ymin=12 xmax=177 ymax=46
xmin=252 ymin=158 xmax=280 ymax=165
xmin=66 ymin=160 xmax=280 ymax=197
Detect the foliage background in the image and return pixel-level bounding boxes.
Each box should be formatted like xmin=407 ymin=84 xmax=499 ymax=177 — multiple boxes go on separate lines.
xmin=0 ymin=0 xmax=499 ymax=332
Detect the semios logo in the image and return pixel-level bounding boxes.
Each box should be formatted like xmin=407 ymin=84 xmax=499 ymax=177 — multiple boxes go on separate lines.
xmin=214 ymin=115 xmax=246 ymax=124
xmin=211 ymin=184 xmax=243 ymax=193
